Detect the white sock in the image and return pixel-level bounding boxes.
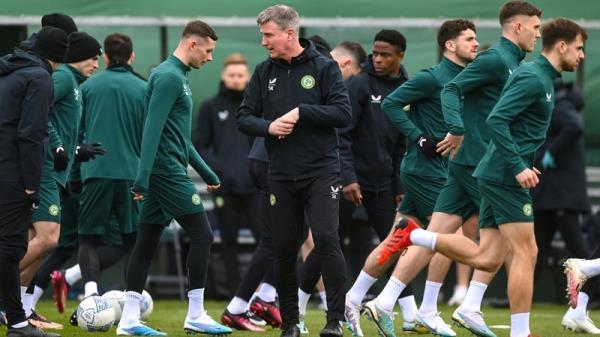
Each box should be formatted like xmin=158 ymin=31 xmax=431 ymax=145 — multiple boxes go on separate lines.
xmin=319 ymin=291 xmax=327 ymax=311
xmin=21 ymin=287 xmax=32 ymax=317
xmin=398 ymin=295 xmax=418 ymax=322
xmin=572 ymin=292 xmax=589 ymax=318
xmin=419 ymin=281 xmax=442 ymax=314
xmin=31 ymin=286 xmax=44 ymax=310
xmin=120 ymin=291 xmax=142 ymax=328
xmin=226 ymin=296 xmax=248 ymax=315
xmin=298 ymin=289 xmax=311 ymax=316
xmin=84 ymin=281 xmax=98 ymax=297
xmin=187 ymin=288 xmax=205 ymax=320
xmin=580 ymin=258 xmax=600 ymax=278
xmin=11 ymin=321 xmax=28 ymax=329
xmin=65 ymin=265 xmax=81 ymax=286
xmin=459 ymin=281 xmax=487 ymax=313
xmin=347 ymin=271 xmax=378 ymax=305
xmin=375 ymin=277 xmax=406 ymax=313
xmin=256 ymin=282 xmax=277 ymax=302
xmin=510 ymin=312 xmax=530 ymax=337
xmin=409 ymin=229 xmax=437 ymax=250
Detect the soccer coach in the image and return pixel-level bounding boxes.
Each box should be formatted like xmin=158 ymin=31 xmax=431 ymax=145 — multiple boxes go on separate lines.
xmin=237 ymin=5 xmax=351 ymax=337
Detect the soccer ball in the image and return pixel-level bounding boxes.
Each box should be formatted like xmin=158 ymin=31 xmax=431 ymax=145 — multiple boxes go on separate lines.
xmin=101 ymin=290 xmax=124 ymax=322
xmin=77 ymin=296 xmax=115 ymax=332
xmin=141 ymin=290 xmax=154 ymax=320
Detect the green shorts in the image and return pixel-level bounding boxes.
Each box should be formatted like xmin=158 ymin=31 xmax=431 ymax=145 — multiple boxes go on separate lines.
xmin=138 ymin=174 xmax=204 ymax=226
xmin=478 ymin=178 xmax=534 ymax=228
xmin=433 ymin=161 xmax=478 ymax=220
xmin=32 ymin=174 xmax=61 ymax=223
xmin=58 ymin=191 xmax=124 ymax=247
xmin=398 ymin=172 xmax=446 ymax=226
xmin=78 ymin=179 xmax=138 ymax=236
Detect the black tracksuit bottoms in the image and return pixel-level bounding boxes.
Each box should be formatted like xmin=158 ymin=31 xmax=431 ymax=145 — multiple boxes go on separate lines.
xmin=0 ymin=182 xmax=33 ymax=326
xmin=269 ymin=174 xmax=346 ymax=326
xmin=233 ymin=159 xmax=276 ymax=301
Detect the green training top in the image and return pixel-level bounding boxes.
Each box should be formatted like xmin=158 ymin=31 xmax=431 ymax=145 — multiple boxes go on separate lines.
xmin=79 ymin=66 xmax=146 ymax=182
xmin=383 ymin=57 xmax=463 ymax=178
xmin=133 ymin=55 xmax=219 ymax=193
xmin=474 ymin=55 xmax=560 ymax=186
xmin=442 ymin=37 xmax=526 ymax=166
xmin=45 ymin=64 xmax=86 ymax=187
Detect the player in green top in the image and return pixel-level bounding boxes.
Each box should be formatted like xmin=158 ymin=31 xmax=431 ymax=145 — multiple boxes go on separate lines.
xmin=371 ymin=2 xmax=543 ymax=337
xmin=76 ymin=33 xmax=146 ymax=301
xmin=19 ymin=32 xmax=103 ymax=329
xmin=116 ymin=21 xmax=231 ymax=337
xmin=344 ymin=19 xmax=479 ymax=337
xmin=388 ymin=18 xmax=586 ymax=337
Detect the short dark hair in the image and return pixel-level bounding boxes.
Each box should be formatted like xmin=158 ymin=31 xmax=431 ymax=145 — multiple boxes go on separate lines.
xmin=337 ymin=41 xmax=367 ymax=65
xmin=374 ymin=29 xmax=406 ymax=52
xmin=542 ymin=18 xmax=587 ymax=51
xmin=104 ymin=33 xmax=133 ymax=66
xmin=437 ymin=19 xmax=476 ymax=49
xmin=499 ymin=1 xmax=542 ymax=25
xmin=182 ymin=20 xmax=218 ymax=41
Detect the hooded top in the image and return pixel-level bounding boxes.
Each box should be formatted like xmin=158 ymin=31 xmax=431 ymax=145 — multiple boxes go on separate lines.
xmin=195 ymin=81 xmax=256 ymax=194
xmin=339 ymin=55 xmax=408 ymax=193
xmin=0 ymin=48 xmax=54 ymax=190
xmin=237 ymin=39 xmax=351 ymax=180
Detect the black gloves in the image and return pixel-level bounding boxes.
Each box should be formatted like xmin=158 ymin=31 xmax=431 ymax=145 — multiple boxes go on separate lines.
xmin=75 ymin=142 xmax=107 ymax=162
xmin=53 ymin=146 xmax=69 ymax=171
xmin=415 ymin=135 xmax=439 ymax=158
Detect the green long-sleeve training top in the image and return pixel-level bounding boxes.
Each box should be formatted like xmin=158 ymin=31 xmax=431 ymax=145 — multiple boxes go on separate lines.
xmin=383 ymin=57 xmax=464 ymax=178
xmin=79 ymin=66 xmax=146 ymax=182
xmin=133 ymin=55 xmax=219 ymax=193
xmin=45 ymin=64 xmax=86 ymax=187
xmin=474 ymin=55 xmax=560 ymax=186
xmin=441 ymin=37 xmax=526 ymax=166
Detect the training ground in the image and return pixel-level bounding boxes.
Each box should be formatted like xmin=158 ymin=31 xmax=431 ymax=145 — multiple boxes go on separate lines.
xmin=7 ymin=300 xmax=599 ymax=337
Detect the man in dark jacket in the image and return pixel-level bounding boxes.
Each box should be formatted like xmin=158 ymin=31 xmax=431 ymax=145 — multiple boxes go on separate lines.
xmin=0 ymin=26 xmax=67 ymax=337
xmin=237 ymin=5 xmax=351 ymax=337
xmin=194 ymin=53 xmax=258 ymax=297
xmin=532 ymin=80 xmax=598 ymax=333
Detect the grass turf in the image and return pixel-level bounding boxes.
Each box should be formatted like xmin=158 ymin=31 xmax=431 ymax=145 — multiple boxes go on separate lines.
xmin=4 ymin=300 xmax=600 ymax=337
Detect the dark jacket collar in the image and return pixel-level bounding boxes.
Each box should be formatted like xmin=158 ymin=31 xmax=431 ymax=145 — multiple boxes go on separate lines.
xmin=362 ymin=54 xmax=408 ymax=85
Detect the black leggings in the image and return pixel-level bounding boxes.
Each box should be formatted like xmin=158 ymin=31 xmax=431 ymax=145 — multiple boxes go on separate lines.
xmin=126 ymin=212 xmax=213 ymax=292
xmin=234 ymin=160 xmax=276 ymax=301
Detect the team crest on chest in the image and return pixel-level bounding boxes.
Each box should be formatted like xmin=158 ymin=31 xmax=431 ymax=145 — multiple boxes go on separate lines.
xmin=300 ymin=75 xmax=315 ymax=89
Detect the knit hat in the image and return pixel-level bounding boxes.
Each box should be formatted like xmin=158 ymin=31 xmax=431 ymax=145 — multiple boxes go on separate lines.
xmin=33 ymin=26 xmax=68 ymax=63
xmin=41 ymin=13 xmax=78 ymax=35
xmin=65 ymin=32 xmax=102 ymax=63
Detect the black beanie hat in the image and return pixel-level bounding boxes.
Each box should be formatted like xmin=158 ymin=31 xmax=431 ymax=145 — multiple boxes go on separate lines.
xmin=41 ymin=13 xmax=78 ymax=35
xmin=33 ymin=26 xmax=68 ymax=63
xmin=65 ymin=32 xmax=102 ymax=63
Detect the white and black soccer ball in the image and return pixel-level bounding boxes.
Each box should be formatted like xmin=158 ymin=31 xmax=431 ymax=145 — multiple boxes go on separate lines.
xmin=101 ymin=290 xmax=124 ymax=322
xmin=141 ymin=290 xmax=154 ymax=320
xmin=77 ymin=296 xmax=115 ymax=332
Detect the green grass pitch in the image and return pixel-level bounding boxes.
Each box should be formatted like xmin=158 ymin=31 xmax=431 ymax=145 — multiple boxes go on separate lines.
xmin=3 ymin=301 xmax=600 ymax=337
